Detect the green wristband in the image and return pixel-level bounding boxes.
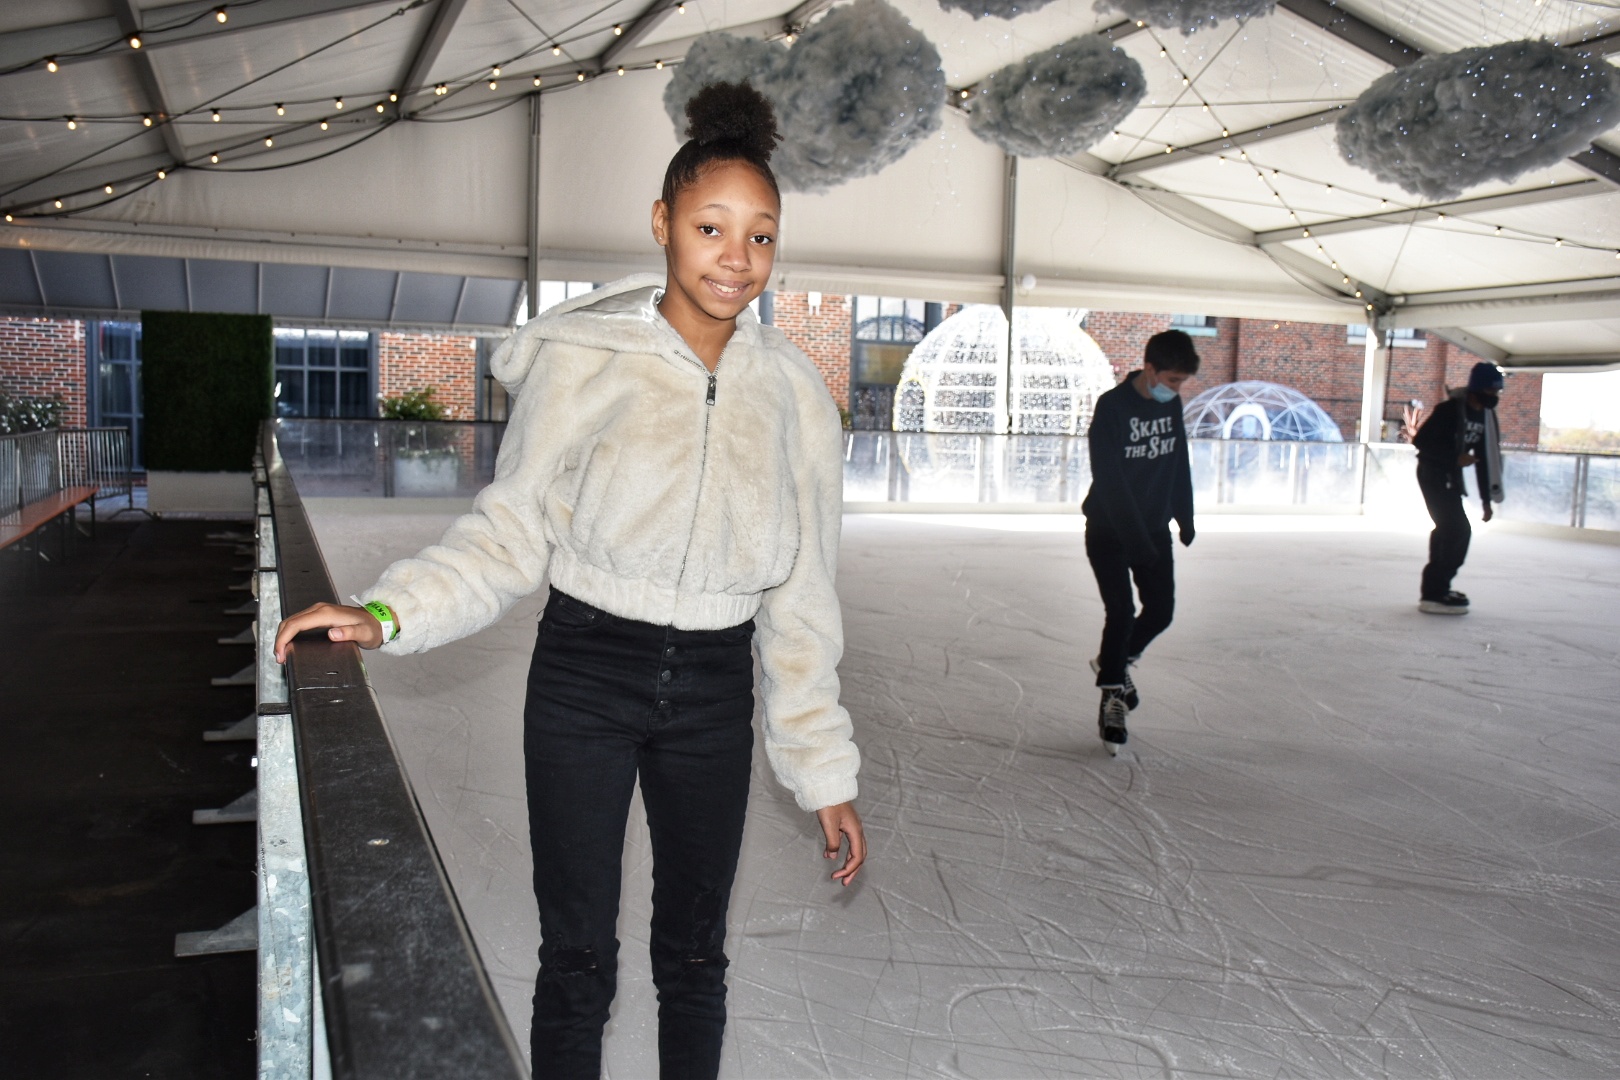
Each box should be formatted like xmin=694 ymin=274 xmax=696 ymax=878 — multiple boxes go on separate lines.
xmin=361 ymin=599 xmax=399 ymax=642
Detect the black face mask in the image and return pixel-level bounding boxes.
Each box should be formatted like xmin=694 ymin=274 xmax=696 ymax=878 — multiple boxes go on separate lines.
xmin=1475 ymin=392 xmax=1499 ymax=410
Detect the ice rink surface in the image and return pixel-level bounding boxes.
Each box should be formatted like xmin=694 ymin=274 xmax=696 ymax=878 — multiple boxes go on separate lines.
xmin=306 ymin=504 xmax=1620 ymax=1079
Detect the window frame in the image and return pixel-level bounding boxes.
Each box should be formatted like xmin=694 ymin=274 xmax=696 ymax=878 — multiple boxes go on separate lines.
xmin=273 ymin=327 xmax=378 ymax=419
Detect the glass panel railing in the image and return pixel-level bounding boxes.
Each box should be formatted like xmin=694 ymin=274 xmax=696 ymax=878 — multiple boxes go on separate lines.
xmin=274 ymin=421 xmax=1618 ymax=532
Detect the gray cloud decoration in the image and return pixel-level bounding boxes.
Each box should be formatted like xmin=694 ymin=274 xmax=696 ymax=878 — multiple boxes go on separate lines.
xmin=968 ymin=36 xmax=1147 ymax=157
xmin=662 ymin=0 xmax=945 ymax=194
xmin=1093 ymin=0 xmax=1276 ymax=35
xmin=1337 ymin=39 xmax=1620 ymax=200
xmin=937 ymin=0 xmax=1062 ymax=17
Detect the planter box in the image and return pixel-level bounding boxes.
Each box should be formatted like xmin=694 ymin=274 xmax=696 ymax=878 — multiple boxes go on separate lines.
xmin=392 ymin=453 xmax=459 ymax=496
xmin=147 ymin=470 xmax=254 ymax=513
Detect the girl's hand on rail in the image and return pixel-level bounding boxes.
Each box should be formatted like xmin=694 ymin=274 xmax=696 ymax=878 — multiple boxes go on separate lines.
xmin=273 ymin=602 xmax=384 ymax=663
xmin=815 ymin=801 xmax=866 ymax=887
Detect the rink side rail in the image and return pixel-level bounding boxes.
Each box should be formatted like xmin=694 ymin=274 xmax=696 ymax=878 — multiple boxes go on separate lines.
xmin=264 ymin=424 xmax=528 ymax=1079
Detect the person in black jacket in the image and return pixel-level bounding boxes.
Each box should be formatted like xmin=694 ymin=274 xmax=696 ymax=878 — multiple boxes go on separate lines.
xmin=1411 ymin=361 xmax=1506 ymax=615
xmin=1081 ymin=330 xmax=1198 ymax=754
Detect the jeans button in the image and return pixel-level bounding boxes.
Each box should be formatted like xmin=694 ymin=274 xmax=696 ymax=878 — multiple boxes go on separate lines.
xmin=660 ymin=669 xmax=671 ymax=683
xmin=664 ymin=646 xmax=675 ymax=659
xmin=657 ymin=699 xmax=670 ymax=709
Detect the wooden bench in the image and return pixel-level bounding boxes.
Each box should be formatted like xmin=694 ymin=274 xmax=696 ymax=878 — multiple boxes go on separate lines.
xmin=0 ymin=485 xmax=100 ymax=558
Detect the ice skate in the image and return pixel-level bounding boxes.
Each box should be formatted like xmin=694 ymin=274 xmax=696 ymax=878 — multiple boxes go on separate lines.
xmin=1098 ymin=687 xmax=1129 ymax=756
xmin=1090 ymin=657 xmax=1139 ymax=710
xmin=1419 ymin=591 xmax=1469 ymax=615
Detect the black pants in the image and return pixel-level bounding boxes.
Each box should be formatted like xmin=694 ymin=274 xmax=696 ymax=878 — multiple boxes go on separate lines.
xmin=1418 ymin=463 xmax=1471 ymax=600
xmin=1086 ymin=527 xmax=1175 ymax=687
xmin=524 ymin=588 xmax=756 ymax=1080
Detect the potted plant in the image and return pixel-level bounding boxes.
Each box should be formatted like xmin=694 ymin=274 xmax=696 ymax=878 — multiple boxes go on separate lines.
xmin=381 ymin=387 xmax=460 ymax=495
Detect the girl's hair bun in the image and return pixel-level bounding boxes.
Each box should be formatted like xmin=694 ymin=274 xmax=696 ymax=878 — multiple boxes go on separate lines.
xmin=684 ymin=81 xmax=781 ymax=161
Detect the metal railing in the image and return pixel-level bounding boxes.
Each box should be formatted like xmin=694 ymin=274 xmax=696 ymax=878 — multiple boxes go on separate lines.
xmin=256 ymin=423 xmax=527 ymax=1079
xmin=1 ymin=427 xmax=132 ymax=518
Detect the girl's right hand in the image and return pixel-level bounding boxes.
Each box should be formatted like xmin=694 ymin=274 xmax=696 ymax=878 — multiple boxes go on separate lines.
xmin=274 ymin=602 xmax=385 ymax=664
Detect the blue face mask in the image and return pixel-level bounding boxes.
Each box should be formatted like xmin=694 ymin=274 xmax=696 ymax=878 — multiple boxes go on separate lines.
xmin=1149 ymin=381 xmax=1177 ymax=404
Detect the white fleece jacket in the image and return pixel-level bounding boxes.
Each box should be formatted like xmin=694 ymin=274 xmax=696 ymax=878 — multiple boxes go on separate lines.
xmin=362 ymin=274 xmax=859 ymax=811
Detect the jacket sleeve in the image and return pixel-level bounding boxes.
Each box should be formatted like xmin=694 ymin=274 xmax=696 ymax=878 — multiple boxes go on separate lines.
xmin=753 ymin=381 xmax=861 ymax=813
xmin=1087 ymin=395 xmax=1155 ymax=553
xmin=360 ymin=338 xmax=566 ymax=654
xmin=1173 ymin=406 xmax=1195 ymax=536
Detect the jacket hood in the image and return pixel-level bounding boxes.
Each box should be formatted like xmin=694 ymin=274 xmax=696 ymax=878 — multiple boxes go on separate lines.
xmin=489 ymin=273 xmax=765 ymax=395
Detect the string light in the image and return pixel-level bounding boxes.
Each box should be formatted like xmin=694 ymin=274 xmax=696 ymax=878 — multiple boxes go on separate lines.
xmin=552 ymin=44 xmax=561 ymax=55
xmin=212 ymin=109 xmax=221 ymax=122
xmin=388 ymin=91 xmax=398 ymax=102
xmin=655 ymin=60 xmax=664 ymax=70
xmin=612 ymin=24 xmax=622 ymax=35
xmin=677 ymin=3 xmax=686 ymax=12
xmin=4 ymin=214 xmax=11 ymax=222
xmin=617 ymin=66 xmax=625 ymax=76
xmin=54 ymin=199 xmax=63 ymax=208
xmin=129 ymin=36 xmax=142 ymax=49
xmin=46 ymin=58 xmax=58 ymax=72
xmin=104 ymin=184 xmax=113 ymax=194
xmin=215 ymin=7 xmax=227 ymax=22
xmin=333 ymin=97 xmax=344 ymax=109
xmin=375 ymin=102 xmax=385 ymax=112
xmin=434 ymin=84 xmax=447 ymax=95
xmin=156 ymin=169 xmax=166 ymax=179
xmin=533 ymin=74 xmax=542 ymax=86
xmin=210 ymin=152 xmax=219 ymax=163
xmin=142 ymin=114 xmax=153 ymax=126
xmin=785 ymin=33 xmax=797 ymax=43
xmin=275 ymin=103 xmax=285 ymax=115
xmin=320 ymin=120 xmax=328 ymax=129
xmin=66 ymin=118 xmax=77 ymax=130
xmin=491 ymin=66 xmax=501 ymax=77
xmin=576 ymin=71 xmax=585 ymax=81
xmin=264 ymin=136 xmax=273 ymax=146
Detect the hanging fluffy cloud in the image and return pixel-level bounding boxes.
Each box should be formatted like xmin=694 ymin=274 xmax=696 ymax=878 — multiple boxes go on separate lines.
xmin=1092 ymin=0 xmax=1276 ymax=35
xmin=1337 ymin=39 xmax=1620 ymax=201
xmin=936 ymin=0 xmax=1061 ymax=18
xmin=662 ymin=34 xmax=785 ymax=133
xmin=662 ymin=0 xmax=945 ymax=193
xmin=968 ymin=36 xmax=1146 ymax=157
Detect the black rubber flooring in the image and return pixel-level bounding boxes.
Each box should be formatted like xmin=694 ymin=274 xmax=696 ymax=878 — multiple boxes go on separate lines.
xmin=0 ymin=518 xmax=258 ymax=1079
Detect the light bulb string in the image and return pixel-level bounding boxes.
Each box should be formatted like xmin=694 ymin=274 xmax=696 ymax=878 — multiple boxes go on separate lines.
xmin=0 ymin=0 xmax=277 ymax=78
xmin=1116 ymin=22 xmax=1247 ymax=164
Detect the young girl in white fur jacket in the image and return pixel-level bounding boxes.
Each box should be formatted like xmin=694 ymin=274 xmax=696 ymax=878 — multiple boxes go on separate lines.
xmin=274 ymin=83 xmax=864 ymax=1079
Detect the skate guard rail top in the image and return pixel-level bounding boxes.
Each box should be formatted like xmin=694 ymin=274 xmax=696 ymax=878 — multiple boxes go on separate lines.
xmin=262 ymin=424 xmax=526 ymax=1080
xmin=271 ymin=418 xmax=1620 ymax=531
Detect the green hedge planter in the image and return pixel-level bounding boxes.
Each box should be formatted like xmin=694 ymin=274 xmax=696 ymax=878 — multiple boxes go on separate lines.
xmin=141 ymin=311 xmax=272 ymax=472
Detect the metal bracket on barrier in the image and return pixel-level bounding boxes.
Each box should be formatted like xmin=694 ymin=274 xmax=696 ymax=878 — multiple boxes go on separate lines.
xmin=175 ymin=907 xmax=258 ymax=957
xmin=193 ymin=788 xmax=257 ymax=825
xmin=205 ymin=713 xmax=257 ymax=742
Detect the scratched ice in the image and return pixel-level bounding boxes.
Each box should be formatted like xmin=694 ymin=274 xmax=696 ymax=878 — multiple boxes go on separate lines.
xmin=306 ymin=503 xmax=1620 ymax=1079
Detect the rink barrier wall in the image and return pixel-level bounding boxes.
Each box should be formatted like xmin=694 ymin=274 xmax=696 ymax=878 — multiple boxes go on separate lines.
xmin=262 ymin=424 xmax=527 ymax=1079
xmin=269 ymin=420 xmax=1620 ymax=535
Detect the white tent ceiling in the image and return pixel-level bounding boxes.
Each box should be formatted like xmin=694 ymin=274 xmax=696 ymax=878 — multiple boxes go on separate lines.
xmin=0 ymin=0 xmax=1616 ymax=363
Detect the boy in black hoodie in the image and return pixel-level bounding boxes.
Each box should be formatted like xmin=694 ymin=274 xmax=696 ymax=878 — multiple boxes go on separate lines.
xmin=1082 ymin=330 xmax=1198 ymax=754
xmin=1411 ymin=361 xmax=1506 ymax=615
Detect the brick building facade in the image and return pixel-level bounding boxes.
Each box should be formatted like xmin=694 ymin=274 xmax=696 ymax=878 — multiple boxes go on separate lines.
xmin=771 ymin=292 xmax=852 ymax=408
xmin=0 ymin=300 xmax=1546 ymax=450
xmin=0 ymin=317 xmax=86 ymax=427
xmin=377 ymin=331 xmax=478 ymax=419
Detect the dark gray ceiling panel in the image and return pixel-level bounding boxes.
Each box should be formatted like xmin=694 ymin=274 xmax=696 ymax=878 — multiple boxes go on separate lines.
xmin=33 ymin=249 xmax=116 ymax=310
xmin=393 ymin=272 xmax=463 ymax=326
xmin=188 ymin=258 xmax=259 ymax=314
xmin=0 ymin=249 xmax=44 ymax=306
xmin=457 ymin=278 xmax=522 ymax=328
xmin=328 ymin=267 xmax=396 ymax=321
xmin=111 ymin=253 xmax=188 ymax=312
xmin=262 ymin=262 xmax=330 ymax=319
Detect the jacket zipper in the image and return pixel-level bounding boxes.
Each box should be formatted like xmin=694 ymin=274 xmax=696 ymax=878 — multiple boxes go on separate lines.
xmin=672 ymin=352 xmax=719 ymax=604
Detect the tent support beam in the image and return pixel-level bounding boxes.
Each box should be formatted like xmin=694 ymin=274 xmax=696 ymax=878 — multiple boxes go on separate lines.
xmin=1253 ymin=180 xmax=1608 ymax=244
xmin=1275 ymin=0 xmax=1422 ymax=68
xmin=526 ymin=94 xmax=542 ymax=326
xmin=1358 ymin=323 xmax=1391 ymax=442
xmin=1000 ymin=154 xmax=1017 ymax=435
xmin=398 ymin=0 xmax=471 ymax=116
xmin=601 ymin=0 xmax=681 ymax=68
xmin=1110 ymin=108 xmax=1344 ymax=178
xmin=105 ymin=0 xmax=188 ymax=165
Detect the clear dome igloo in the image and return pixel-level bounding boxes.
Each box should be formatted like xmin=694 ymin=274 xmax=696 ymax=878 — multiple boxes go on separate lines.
xmin=893 ymin=306 xmax=1117 ymax=434
xmin=1183 ymin=380 xmax=1343 ymax=442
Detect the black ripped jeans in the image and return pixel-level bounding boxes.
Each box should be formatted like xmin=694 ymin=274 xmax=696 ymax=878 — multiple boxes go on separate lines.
xmin=1086 ymin=525 xmax=1176 ymax=687
xmin=524 ymin=588 xmax=756 ymax=1080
